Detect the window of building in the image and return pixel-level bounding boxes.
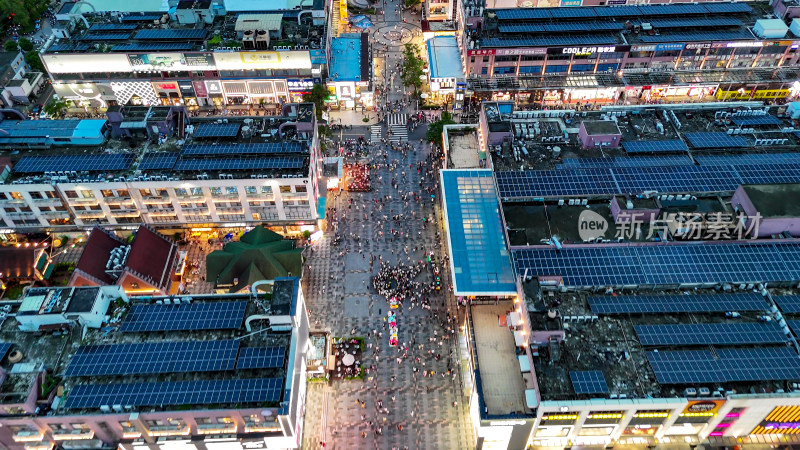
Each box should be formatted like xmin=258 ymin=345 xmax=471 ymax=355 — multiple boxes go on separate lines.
xmin=48 ymin=424 xmax=68 ymax=431
xmin=481 ymin=67 xmax=488 ymax=75
xmin=10 ymin=192 xmax=23 ymax=200
xmin=117 ymin=189 xmax=129 ymax=198
xmin=519 ymin=65 xmax=541 ymax=74
xmin=545 ymin=65 xmax=568 ymax=73
xmin=493 ymin=66 xmax=515 ymax=75
xmin=156 ymin=189 xmax=168 ymax=197
xmin=245 ymin=186 xmax=257 ymax=195
xmin=226 ymin=187 xmax=238 ymax=195
xmin=494 ymin=55 xmax=517 ymax=63
xmin=139 ymin=189 xmax=152 ymax=197
xmin=175 ymin=188 xmax=188 ymax=197
xmin=521 ymin=55 xmax=545 ymax=62
xmin=195 ymin=418 xmax=211 ymax=425
xmin=28 ymin=191 xmax=42 ymax=199
xmin=191 ymin=187 xmax=203 ymax=196
xmin=216 ymin=417 xmax=234 ymax=424
xmin=70 ymin=423 xmax=90 ymax=430
xmin=261 ymin=186 xmax=273 ymax=194
xmin=279 ymin=186 xmax=292 ymax=193
xmin=210 ymin=187 xmax=222 ymax=196
xmin=571 ymin=64 xmax=594 ymax=72
xmin=101 ymin=190 xmax=114 ymax=198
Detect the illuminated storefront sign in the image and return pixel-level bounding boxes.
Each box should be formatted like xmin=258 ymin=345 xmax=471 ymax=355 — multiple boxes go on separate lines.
xmin=42 ymin=53 xmax=133 ymax=74
xmin=752 ymin=406 xmax=800 ymax=434
xmin=562 ymin=46 xmax=616 ymax=56
xmin=212 ymin=51 xmax=313 ymax=70
xmin=205 ymin=80 xmax=223 ymax=95
xmin=128 ymin=52 xmax=215 ymax=71
xmin=727 ymin=41 xmax=764 ymax=48
xmin=495 ymin=48 xmax=547 ymax=56
xmin=467 ymin=49 xmax=496 ymax=56
xmin=287 ymin=79 xmax=315 ymax=92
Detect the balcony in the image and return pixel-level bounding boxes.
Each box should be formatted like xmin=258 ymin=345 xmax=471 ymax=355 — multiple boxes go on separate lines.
xmin=180 ymin=207 xmax=210 ymax=215
xmin=211 ymin=194 xmax=241 ymax=202
xmin=13 ymin=430 xmax=44 ymax=442
xmin=243 ymin=422 xmax=282 ymax=433
xmin=196 ymin=423 xmax=237 ymax=435
xmin=141 ymin=196 xmax=173 ymax=205
xmin=175 ymin=194 xmax=205 ymax=201
xmin=41 ymin=211 xmax=71 ymax=219
xmin=146 ymin=425 xmax=190 ymax=437
xmin=31 ymin=197 xmax=62 ymax=206
xmin=76 ymin=211 xmax=105 ymax=220
xmin=216 ymin=207 xmax=244 ymax=214
xmin=7 ymin=211 xmax=37 ymax=218
xmin=121 ymin=427 xmax=142 ymax=439
xmin=0 ymin=198 xmax=27 ymax=206
xmin=280 ymin=191 xmax=308 ymax=200
xmin=24 ymin=441 xmax=53 ymax=450
xmin=69 ymin=197 xmax=98 ymax=205
xmin=104 ymin=197 xmax=134 ymax=205
xmin=245 ymin=194 xmax=275 ymax=201
xmin=52 ymin=430 xmax=94 ymax=441
xmin=110 ymin=210 xmax=141 ymax=218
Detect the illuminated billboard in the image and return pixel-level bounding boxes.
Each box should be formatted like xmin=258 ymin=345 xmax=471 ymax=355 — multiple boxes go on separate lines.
xmin=42 ymin=54 xmax=133 ymax=74
xmin=213 ymin=51 xmax=312 ymax=70
xmin=128 ymin=53 xmax=216 ymax=71
xmin=752 ymin=406 xmax=800 ymax=435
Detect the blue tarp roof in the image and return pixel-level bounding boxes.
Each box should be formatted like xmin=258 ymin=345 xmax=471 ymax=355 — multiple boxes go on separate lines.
xmin=440 ymin=169 xmax=516 ymax=296
xmin=426 ymin=36 xmax=464 ymax=80
xmin=329 ymin=34 xmax=362 ymax=82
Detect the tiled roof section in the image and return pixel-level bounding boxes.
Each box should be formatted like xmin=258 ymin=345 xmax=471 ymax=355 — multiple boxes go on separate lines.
xmin=75 ymin=227 xmax=125 ymax=285
xmin=126 ymin=226 xmax=176 ymax=290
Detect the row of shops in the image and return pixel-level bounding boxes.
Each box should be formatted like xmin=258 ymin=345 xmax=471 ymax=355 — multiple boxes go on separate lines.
xmin=52 ymin=78 xmax=322 ymax=110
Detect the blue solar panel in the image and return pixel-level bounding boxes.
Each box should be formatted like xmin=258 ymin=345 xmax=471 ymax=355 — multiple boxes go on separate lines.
xmin=121 ymin=14 xmax=164 ymax=22
xmin=703 ymin=2 xmax=753 ymax=14
xmin=174 ymin=157 xmax=304 ymax=171
xmin=559 ymin=156 xmax=694 ymax=168
xmin=112 ymin=43 xmax=194 ymax=51
xmin=65 ymin=378 xmax=283 ymax=409
xmin=134 ymin=29 xmax=207 ymax=40
xmin=684 ymin=132 xmax=750 ymax=149
xmin=13 ymin=154 xmax=134 ymax=174
xmin=622 ymin=140 xmax=688 ymax=154
xmin=89 ymin=23 xmax=138 ymax=31
xmin=64 ymin=340 xmax=240 ymax=377
xmin=694 ymin=153 xmax=800 ymax=165
xmin=138 ymin=153 xmax=179 ymax=171
xmin=550 ymin=7 xmax=598 ymax=18
xmin=639 ymin=30 xmax=756 ymax=43
xmin=588 ymin=293 xmax=768 ymax=314
xmin=570 ymin=371 xmax=608 ymax=394
xmin=513 ymin=242 xmax=800 ymax=287
xmin=775 ymin=296 xmax=800 ymax=314
xmin=645 ymin=18 xmax=744 ymax=29
xmin=736 ymin=163 xmax=800 ymax=185
xmin=79 ymin=33 xmax=131 ymax=41
xmin=730 ymin=115 xmax=782 ymax=126
xmin=788 ymin=320 xmax=800 ymax=336
xmin=0 ymin=343 xmax=12 ymax=361
xmin=181 ymin=142 xmax=307 ymax=156
xmin=482 ymin=34 xmax=618 ymax=48
xmin=48 ymin=43 xmax=91 ymax=52
xmin=120 ymin=301 xmax=247 ymax=332
xmin=614 ymin=165 xmax=739 ymax=194
xmin=496 ymin=169 xmax=618 ymax=198
xmin=593 ymin=6 xmax=641 ymax=17
xmin=493 ymin=9 xmax=553 ymax=20
xmin=635 ymin=322 xmax=787 ymax=346
xmin=193 ymin=123 xmax=241 ymax=138
xmin=647 ymin=347 xmax=800 ymax=384
xmin=237 ymin=347 xmax=286 ymax=370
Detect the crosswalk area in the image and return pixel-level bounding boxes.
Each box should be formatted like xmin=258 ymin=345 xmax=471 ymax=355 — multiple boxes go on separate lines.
xmin=387 ymin=113 xmax=408 ymax=143
xmin=370 ymin=125 xmax=382 ymax=143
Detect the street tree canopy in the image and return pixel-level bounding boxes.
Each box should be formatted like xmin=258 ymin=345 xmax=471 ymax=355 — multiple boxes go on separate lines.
xmin=426 ymin=111 xmax=456 ymax=148
xmin=401 ymin=43 xmax=424 ymax=91
xmin=302 ymin=83 xmax=327 ymax=120
xmin=0 ymin=0 xmax=49 ymax=32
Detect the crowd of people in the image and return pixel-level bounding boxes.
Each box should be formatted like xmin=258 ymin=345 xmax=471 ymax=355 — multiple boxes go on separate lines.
xmin=344 ymin=163 xmax=371 ymax=192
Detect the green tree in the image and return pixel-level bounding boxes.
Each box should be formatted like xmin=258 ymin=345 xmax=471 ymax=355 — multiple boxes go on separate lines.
xmin=18 ymin=37 xmax=32 ymax=51
xmin=43 ymin=98 xmax=68 ymax=118
xmin=302 ymin=83 xmax=327 ymax=120
xmin=401 ymin=43 xmax=424 ymax=91
xmin=404 ymin=0 xmax=421 ymax=6
xmin=426 ymin=111 xmax=456 ymax=148
xmin=3 ymin=40 xmax=16 ymax=52
xmin=24 ymin=51 xmax=43 ymax=71
xmin=0 ymin=0 xmax=49 ymax=32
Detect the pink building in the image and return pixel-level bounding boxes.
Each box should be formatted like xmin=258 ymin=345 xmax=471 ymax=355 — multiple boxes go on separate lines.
xmin=578 ymin=121 xmax=621 ymax=149
xmin=731 ymin=184 xmax=800 ymax=238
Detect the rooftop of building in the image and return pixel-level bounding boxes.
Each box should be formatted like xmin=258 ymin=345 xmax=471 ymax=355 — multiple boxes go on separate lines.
xmin=522 ymin=284 xmax=800 ymax=402
xmin=476 ymin=2 xmax=780 ymax=48
xmin=426 ymin=35 xmax=464 ymax=80
xmin=445 ymin=125 xmax=483 ymax=169
xmin=44 ymin=6 xmax=324 ymax=54
xmin=329 ymin=33 xmax=366 ymax=82
xmin=0 ymin=281 xmax=301 ymax=413
xmin=0 ymin=103 xmax=316 ymax=184
xmin=741 ymin=184 xmax=800 ymax=218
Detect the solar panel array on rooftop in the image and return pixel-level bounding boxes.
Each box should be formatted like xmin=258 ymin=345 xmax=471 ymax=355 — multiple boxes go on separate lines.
xmin=639 ymin=30 xmax=756 ymax=43
xmin=588 ymin=293 xmax=768 ymax=314
xmin=112 ymin=43 xmax=194 ymax=52
xmin=482 ymin=34 xmax=617 ymax=48
xmin=181 ymin=142 xmax=306 ymax=156
xmin=731 ymin=115 xmax=782 ymax=126
xmin=492 ymin=2 xmax=752 ymax=21
xmin=788 ymin=320 xmax=800 ymax=337
xmin=13 ymin=154 xmax=135 ymax=174
xmin=513 ymin=242 xmax=800 ymax=287
xmin=0 ymin=343 xmax=12 ymax=361
xmin=644 ymin=17 xmax=744 ymax=29
xmin=635 ymin=323 xmax=787 ymax=346
xmin=64 ymin=340 xmax=240 ymax=377
xmin=646 ymin=347 xmax=800 ymax=384
xmin=559 ymin=155 xmax=694 ymax=168
xmin=498 ymin=22 xmax=624 ymax=34
xmin=774 ymin=296 xmax=800 ymax=313
xmin=173 ymin=157 xmax=304 ymax=171
xmin=193 ymin=123 xmax=241 ymax=138
xmin=693 ymin=153 xmax=800 ymax=165
xmin=133 ymin=29 xmax=207 ymax=40
xmin=570 ymin=371 xmax=609 ymax=394
xmin=236 ymin=347 xmax=286 ymax=370
xmin=685 ymin=132 xmax=750 ymax=148
xmin=120 ymin=301 xmax=248 ymax=332
xmin=65 ymin=378 xmax=283 ymax=409
xmin=79 ymin=33 xmax=131 ymax=41
xmin=121 ymin=14 xmax=164 ymax=22
xmin=621 ymin=140 xmax=689 ymax=154
xmin=138 ymin=153 xmax=179 ymax=171
xmin=89 ymin=23 xmax=138 ymax=31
